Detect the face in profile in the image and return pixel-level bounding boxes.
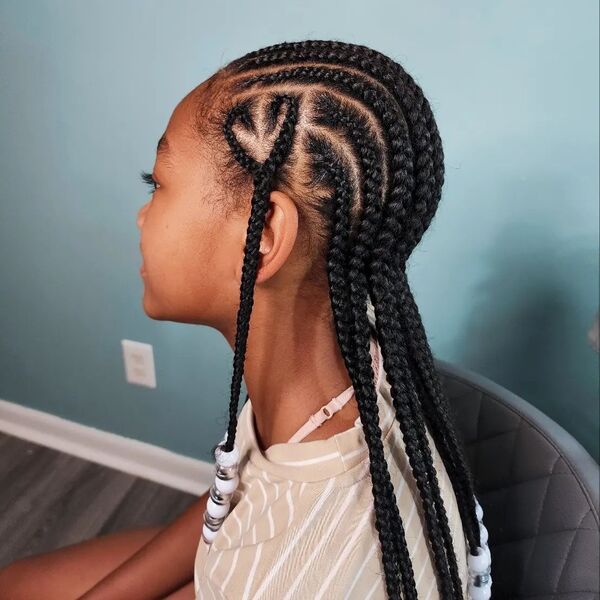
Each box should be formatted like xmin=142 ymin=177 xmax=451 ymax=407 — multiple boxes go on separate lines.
xmin=136 ymin=75 xmax=310 ymax=341
xmin=136 ymin=86 xmax=249 ymax=331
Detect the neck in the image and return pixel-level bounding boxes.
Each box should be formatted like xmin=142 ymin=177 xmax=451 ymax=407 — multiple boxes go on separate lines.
xmin=220 ymin=290 xmax=359 ymax=451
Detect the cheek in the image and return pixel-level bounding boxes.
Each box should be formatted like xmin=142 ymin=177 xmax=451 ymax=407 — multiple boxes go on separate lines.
xmin=142 ymin=202 xmax=237 ymax=313
xmin=186 ymin=222 xmax=235 ymax=293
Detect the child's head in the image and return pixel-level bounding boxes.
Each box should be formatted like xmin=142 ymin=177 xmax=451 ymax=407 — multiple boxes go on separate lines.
xmin=137 ymin=66 xmax=331 ymax=330
xmin=139 ymin=40 xmax=485 ymax=598
xmin=136 ymin=75 xmax=252 ymax=327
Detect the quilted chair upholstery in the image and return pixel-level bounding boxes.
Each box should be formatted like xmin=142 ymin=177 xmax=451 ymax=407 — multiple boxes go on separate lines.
xmin=434 ymin=359 xmax=599 ymax=599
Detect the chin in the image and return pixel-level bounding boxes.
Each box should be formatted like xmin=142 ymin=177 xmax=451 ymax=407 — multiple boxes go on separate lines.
xmin=141 ymin=293 xmax=192 ymax=323
xmin=141 ymin=292 xmax=167 ymax=321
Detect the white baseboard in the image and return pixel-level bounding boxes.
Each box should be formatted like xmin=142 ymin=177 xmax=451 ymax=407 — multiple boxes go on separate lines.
xmin=0 ymin=398 xmax=214 ymax=496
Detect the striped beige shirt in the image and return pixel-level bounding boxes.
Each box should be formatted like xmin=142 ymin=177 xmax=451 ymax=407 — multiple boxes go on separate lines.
xmin=194 ymin=321 xmax=469 ymax=599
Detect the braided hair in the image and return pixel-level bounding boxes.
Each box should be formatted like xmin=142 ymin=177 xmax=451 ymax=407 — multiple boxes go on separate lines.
xmin=197 ymin=40 xmax=482 ymax=599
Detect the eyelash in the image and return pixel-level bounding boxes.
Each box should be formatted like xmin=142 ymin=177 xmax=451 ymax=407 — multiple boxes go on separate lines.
xmin=140 ymin=170 xmax=160 ymax=194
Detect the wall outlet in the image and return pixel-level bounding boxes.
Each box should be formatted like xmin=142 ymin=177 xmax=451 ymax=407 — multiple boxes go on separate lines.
xmin=121 ymin=339 xmax=156 ymax=388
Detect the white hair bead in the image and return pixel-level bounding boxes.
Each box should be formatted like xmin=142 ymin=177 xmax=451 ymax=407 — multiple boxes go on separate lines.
xmin=479 ymin=523 xmax=489 ymax=546
xmin=202 ymin=523 xmax=218 ymax=544
xmin=207 ymin=496 xmax=230 ymax=519
xmin=468 ymin=545 xmax=491 ymax=574
xmin=475 ymin=499 xmax=484 ymax=521
xmin=215 ymin=474 xmax=239 ymax=495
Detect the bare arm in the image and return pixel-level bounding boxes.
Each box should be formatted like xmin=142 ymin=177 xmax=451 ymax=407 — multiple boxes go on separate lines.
xmin=77 ymin=490 xmax=209 ymax=600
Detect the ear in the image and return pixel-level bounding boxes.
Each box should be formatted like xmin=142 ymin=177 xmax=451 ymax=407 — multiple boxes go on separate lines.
xmin=255 ymin=189 xmax=298 ymax=285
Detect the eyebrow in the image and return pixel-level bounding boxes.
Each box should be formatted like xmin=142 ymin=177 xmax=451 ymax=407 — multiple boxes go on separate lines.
xmin=156 ymin=133 xmax=174 ymax=168
xmin=157 ymin=134 xmax=170 ymax=155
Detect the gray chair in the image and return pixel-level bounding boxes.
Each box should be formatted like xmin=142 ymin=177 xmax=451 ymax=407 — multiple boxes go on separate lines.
xmin=435 ymin=359 xmax=599 ymax=600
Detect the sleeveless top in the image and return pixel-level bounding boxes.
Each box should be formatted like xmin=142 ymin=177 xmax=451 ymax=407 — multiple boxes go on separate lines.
xmin=193 ymin=306 xmax=469 ymax=599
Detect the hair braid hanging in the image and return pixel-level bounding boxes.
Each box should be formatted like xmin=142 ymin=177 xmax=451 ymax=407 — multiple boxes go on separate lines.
xmin=221 ymin=94 xmax=300 ymax=453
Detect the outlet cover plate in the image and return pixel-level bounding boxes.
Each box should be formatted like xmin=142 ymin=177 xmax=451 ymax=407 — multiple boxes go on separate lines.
xmin=121 ymin=339 xmax=157 ymax=388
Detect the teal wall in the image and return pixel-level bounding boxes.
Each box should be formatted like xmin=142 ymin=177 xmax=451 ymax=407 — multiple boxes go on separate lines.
xmin=1 ymin=0 xmax=598 ymax=463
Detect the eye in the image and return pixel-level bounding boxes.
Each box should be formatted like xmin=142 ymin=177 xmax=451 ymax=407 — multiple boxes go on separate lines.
xmin=140 ymin=170 xmax=160 ymax=194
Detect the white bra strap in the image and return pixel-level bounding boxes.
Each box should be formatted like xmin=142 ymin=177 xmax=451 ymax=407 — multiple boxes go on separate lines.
xmin=287 ymin=335 xmax=383 ymax=443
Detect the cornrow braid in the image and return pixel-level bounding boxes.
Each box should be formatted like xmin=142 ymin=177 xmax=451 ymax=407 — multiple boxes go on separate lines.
xmin=198 ymin=40 xmax=491 ymax=599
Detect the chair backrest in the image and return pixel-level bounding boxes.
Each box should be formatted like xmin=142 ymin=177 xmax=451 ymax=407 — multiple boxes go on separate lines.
xmin=435 ymin=359 xmax=599 ymax=599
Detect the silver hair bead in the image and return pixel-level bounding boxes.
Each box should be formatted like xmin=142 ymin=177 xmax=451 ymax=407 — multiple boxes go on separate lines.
xmin=209 ymin=484 xmax=231 ymax=505
xmin=204 ymin=512 xmax=225 ymax=529
xmin=471 ymin=568 xmax=492 ymax=586
xmin=216 ymin=464 xmax=238 ymax=480
xmin=203 ymin=518 xmax=222 ymax=533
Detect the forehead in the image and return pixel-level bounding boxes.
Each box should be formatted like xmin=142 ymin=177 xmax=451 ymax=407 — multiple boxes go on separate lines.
xmin=157 ymin=92 xmax=202 ymax=167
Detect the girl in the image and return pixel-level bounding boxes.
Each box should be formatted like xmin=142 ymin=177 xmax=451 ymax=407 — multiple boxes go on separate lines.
xmin=0 ymin=40 xmax=491 ymax=599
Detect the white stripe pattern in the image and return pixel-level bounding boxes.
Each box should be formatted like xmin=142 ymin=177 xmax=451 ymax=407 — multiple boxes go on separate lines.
xmin=282 ymin=464 xmax=369 ymax=600
xmin=273 ymin=450 xmax=341 ymax=466
xmin=251 ymin=478 xmax=337 ymax=600
xmin=241 ymin=541 xmax=263 ymax=600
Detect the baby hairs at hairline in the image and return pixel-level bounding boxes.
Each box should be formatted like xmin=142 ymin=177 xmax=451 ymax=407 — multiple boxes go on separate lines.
xmin=198 ymin=40 xmax=490 ymax=600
